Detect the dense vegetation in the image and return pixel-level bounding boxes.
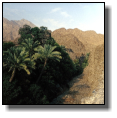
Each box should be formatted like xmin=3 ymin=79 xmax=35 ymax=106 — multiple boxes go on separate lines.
xmin=3 ymin=25 xmax=90 ymax=104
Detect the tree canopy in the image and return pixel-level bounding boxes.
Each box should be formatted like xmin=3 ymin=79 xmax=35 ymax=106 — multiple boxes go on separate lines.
xmin=3 ymin=25 xmax=90 ymax=104
xmin=3 ymin=47 xmax=35 ymax=82
xmin=18 ymin=25 xmax=51 ymax=45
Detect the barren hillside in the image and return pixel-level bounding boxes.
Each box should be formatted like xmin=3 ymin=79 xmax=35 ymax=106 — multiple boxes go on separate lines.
xmin=51 ymin=42 xmax=104 ymax=104
xmin=3 ymin=17 xmax=104 ymax=61
xmin=3 ymin=17 xmax=104 ymax=104
xmin=11 ymin=19 xmax=36 ymax=28
xmin=3 ymin=17 xmax=36 ymax=42
xmin=52 ymin=32 xmax=86 ymax=60
xmin=51 ymin=28 xmax=104 ymax=104
xmin=52 ymin=28 xmax=104 ymax=59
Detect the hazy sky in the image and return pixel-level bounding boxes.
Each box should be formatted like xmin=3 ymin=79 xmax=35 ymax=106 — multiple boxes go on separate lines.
xmin=3 ymin=3 xmax=104 ymax=34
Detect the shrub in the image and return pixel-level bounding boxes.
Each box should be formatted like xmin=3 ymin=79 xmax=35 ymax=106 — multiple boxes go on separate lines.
xmin=3 ymin=72 xmax=23 ymax=104
xmin=81 ymin=52 xmax=90 ymax=69
xmin=28 ymin=84 xmax=49 ymax=104
xmin=74 ymin=59 xmax=83 ymax=75
xmin=3 ymin=25 xmax=90 ymax=104
xmin=3 ymin=42 xmax=15 ymax=51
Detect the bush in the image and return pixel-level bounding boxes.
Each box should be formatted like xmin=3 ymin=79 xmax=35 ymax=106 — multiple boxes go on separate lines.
xmin=81 ymin=52 xmax=90 ymax=69
xmin=74 ymin=59 xmax=83 ymax=75
xmin=28 ymin=84 xmax=49 ymax=104
xmin=73 ymin=52 xmax=90 ymax=75
xmin=3 ymin=42 xmax=15 ymax=51
xmin=3 ymin=25 xmax=90 ymax=104
xmin=3 ymin=42 xmax=15 ymax=71
xmin=3 ymin=72 xmax=23 ymax=104
xmin=3 ymin=71 xmax=49 ymax=104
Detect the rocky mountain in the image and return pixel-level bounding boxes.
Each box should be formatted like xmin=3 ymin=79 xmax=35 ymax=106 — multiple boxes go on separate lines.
xmin=52 ymin=32 xmax=86 ymax=60
xmin=3 ymin=17 xmax=36 ymax=42
xmin=3 ymin=18 xmax=104 ymax=104
xmin=3 ymin=17 xmax=104 ymax=60
xmin=51 ymin=42 xmax=104 ymax=104
xmin=51 ymin=28 xmax=104 ymax=104
xmin=10 ymin=19 xmax=36 ymax=28
xmin=51 ymin=28 xmax=104 ymax=60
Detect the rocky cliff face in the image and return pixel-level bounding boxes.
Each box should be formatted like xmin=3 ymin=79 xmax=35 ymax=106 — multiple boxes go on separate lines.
xmin=3 ymin=17 xmax=36 ymax=42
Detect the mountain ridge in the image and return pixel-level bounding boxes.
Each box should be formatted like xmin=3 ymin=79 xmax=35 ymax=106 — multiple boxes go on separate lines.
xmin=52 ymin=27 xmax=104 ymax=54
xmin=3 ymin=17 xmax=37 ymax=42
xmin=3 ymin=17 xmax=104 ymax=60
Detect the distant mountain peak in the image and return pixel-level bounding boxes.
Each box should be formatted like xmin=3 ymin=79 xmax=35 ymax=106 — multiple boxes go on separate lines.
xmin=20 ymin=19 xmax=30 ymax=22
xmin=20 ymin=18 xmax=26 ymax=20
xmin=3 ymin=17 xmax=37 ymax=42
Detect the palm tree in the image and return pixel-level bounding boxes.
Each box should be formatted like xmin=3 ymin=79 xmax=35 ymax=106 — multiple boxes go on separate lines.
xmin=3 ymin=47 xmax=35 ymax=82
xmin=60 ymin=45 xmax=67 ymax=52
xmin=33 ymin=44 xmax=62 ymax=83
xmin=20 ymin=38 xmax=40 ymax=60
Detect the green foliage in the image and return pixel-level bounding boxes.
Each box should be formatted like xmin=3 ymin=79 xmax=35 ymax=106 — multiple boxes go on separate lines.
xmin=74 ymin=59 xmax=83 ymax=75
xmin=60 ymin=45 xmax=67 ymax=52
xmin=40 ymin=44 xmax=76 ymax=84
xmin=18 ymin=25 xmax=32 ymax=44
xmin=3 ymin=42 xmax=15 ymax=70
xmin=3 ymin=25 xmax=90 ymax=104
xmin=31 ymin=27 xmax=41 ymax=42
xmin=3 ymin=46 xmax=36 ymax=82
xmin=73 ymin=52 xmax=90 ymax=75
xmin=19 ymin=25 xmax=32 ymax=35
xmin=3 ymin=42 xmax=15 ymax=51
xmin=28 ymin=84 xmax=49 ymax=104
xmin=20 ymin=38 xmax=40 ymax=60
xmin=34 ymin=44 xmax=62 ymax=61
xmin=86 ymin=52 xmax=90 ymax=57
xmin=18 ymin=25 xmax=50 ymax=45
xmin=45 ymin=37 xmax=56 ymax=46
xmin=33 ymin=44 xmax=62 ymax=83
xmin=3 ymin=72 xmax=23 ymax=104
xmin=81 ymin=52 xmax=90 ymax=69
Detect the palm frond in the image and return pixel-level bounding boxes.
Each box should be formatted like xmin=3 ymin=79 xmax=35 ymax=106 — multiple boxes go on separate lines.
xmin=32 ymin=53 xmax=42 ymax=60
xmin=8 ymin=66 xmax=14 ymax=72
xmin=19 ymin=64 xmax=30 ymax=75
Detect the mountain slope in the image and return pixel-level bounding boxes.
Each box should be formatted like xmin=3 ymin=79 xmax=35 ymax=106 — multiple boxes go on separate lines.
xmin=52 ymin=32 xmax=86 ymax=60
xmin=11 ymin=19 xmax=36 ymax=28
xmin=3 ymin=17 xmax=104 ymax=60
xmin=51 ymin=42 xmax=104 ymax=104
xmin=3 ymin=17 xmax=36 ymax=42
xmin=52 ymin=28 xmax=104 ymax=59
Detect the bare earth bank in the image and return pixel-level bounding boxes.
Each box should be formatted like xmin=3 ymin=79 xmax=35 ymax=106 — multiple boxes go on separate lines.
xmin=51 ymin=43 xmax=104 ymax=104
